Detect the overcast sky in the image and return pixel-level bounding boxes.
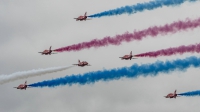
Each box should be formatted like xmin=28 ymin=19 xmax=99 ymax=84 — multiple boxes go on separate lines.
xmin=1 ymin=0 xmax=200 ymax=112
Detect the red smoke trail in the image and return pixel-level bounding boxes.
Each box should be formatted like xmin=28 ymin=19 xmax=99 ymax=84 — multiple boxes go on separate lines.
xmin=54 ymin=18 xmax=200 ymax=52
xmin=134 ymin=44 xmax=200 ymax=57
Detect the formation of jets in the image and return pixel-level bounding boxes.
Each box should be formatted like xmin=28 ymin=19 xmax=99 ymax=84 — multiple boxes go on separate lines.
xmin=14 ymin=79 xmax=181 ymax=98
xmin=14 ymin=12 xmax=180 ymax=100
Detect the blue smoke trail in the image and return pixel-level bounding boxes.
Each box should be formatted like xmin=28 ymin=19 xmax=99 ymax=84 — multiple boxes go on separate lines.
xmin=29 ymin=56 xmax=200 ymax=88
xmin=88 ymin=0 xmax=197 ymax=18
xmin=178 ymin=90 xmax=200 ymax=96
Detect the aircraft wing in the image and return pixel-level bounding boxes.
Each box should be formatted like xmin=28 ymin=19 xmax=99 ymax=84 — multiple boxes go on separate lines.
xmin=86 ymin=19 xmax=92 ymax=20
xmin=73 ymin=64 xmax=78 ymax=65
xmin=38 ymin=52 xmax=43 ymax=53
xmin=74 ymin=18 xmax=78 ymax=19
xmin=51 ymin=53 xmax=57 ymax=54
xmin=132 ymin=58 xmax=137 ymax=59
xmin=13 ymin=87 xmax=18 ymax=88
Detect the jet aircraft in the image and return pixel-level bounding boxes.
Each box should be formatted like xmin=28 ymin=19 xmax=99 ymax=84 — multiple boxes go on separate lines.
xmin=73 ymin=60 xmax=90 ymax=67
xmin=38 ymin=46 xmax=56 ymax=55
xmin=119 ymin=51 xmax=137 ymax=60
xmin=164 ymin=90 xmax=179 ymax=99
xmin=13 ymin=81 xmax=31 ymax=90
xmin=74 ymin=12 xmax=91 ymax=21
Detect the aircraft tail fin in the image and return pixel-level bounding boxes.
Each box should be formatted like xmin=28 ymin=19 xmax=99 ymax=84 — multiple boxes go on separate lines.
xmin=174 ymin=90 xmax=177 ymax=94
xmin=25 ymin=81 xmax=27 ymax=85
xmin=130 ymin=51 xmax=132 ymax=60
xmin=78 ymin=60 xmax=81 ymax=63
xmin=49 ymin=46 xmax=52 ymax=51
xmin=84 ymin=12 xmax=87 ymax=16
xmin=174 ymin=90 xmax=177 ymax=98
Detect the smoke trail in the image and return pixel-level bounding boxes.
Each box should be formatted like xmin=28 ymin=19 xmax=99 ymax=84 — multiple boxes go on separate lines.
xmin=88 ymin=0 xmax=197 ymax=18
xmin=54 ymin=17 xmax=200 ymax=52
xmin=178 ymin=90 xmax=200 ymax=96
xmin=29 ymin=56 xmax=200 ymax=88
xmin=0 ymin=66 xmax=73 ymax=84
xmin=134 ymin=43 xmax=200 ymax=57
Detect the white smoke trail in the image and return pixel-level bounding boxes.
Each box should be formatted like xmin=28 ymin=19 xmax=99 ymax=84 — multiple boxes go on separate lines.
xmin=0 ymin=66 xmax=74 ymax=84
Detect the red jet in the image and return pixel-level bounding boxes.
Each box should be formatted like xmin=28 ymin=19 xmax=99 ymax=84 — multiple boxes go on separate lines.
xmin=73 ymin=60 xmax=91 ymax=67
xmin=38 ymin=46 xmax=56 ymax=55
xmin=13 ymin=81 xmax=31 ymax=90
xmin=119 ymin=51 xmax=137 ymax=60
xmin=164 ymin=90 xmax=179 ymax=99
xmin=74 ymin=12 xmax=91 ymax=21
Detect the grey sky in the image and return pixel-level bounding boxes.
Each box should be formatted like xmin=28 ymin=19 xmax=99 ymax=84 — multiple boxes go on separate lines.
xmin=1 ymin=0 xmax=200 ymax=112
